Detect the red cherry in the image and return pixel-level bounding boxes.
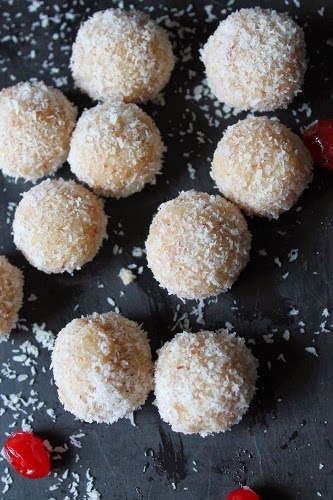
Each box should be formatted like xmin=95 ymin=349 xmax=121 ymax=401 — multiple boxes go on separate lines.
xmin=226 ymin=487 xmax=260 ymax=500
xmin=302 ymin=119 xmax=333 ymax=170
xmin=3 ymin=431 xmax=50 ymax=479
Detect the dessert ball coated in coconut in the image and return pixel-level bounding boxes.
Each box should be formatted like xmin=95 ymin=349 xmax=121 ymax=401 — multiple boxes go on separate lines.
xmin=70 ymin=9 xmax=175 ymax=103
xmin=0 ymin=81 xmax=77 ymax=180
xmin=145 ymin=190 xmax=251 ymax=300
xmin=13 ymin=179 xmax=107 ymax=274
xmin=211 ymin=116 xmax=313 ymax=219
xmin=0 ymin=257 xmax=24 ymax=339
xmin=201 ymin=7 xmax=306 ymax=111
xmin=68 ymin=102 xmax=165 ymax=198
xmin=51 ymin=312 xmax=154 ymax=424
xmin=154 ymin=331 xmax=258 ymax=436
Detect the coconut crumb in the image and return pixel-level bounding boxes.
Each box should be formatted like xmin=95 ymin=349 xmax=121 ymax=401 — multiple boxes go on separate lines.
xmin=305 ymin=347 xmax=318 ymax=357
xmin=119 ymin=268 xmax=137 ymax=286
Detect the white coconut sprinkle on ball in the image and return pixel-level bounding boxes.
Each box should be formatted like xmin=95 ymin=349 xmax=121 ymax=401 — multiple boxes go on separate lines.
xmin=68 ymin=102 xmax=165 ymax=198
xmin=154 ymin=331 xmax=258 ymax=436
xmin=51 ymin=312 xmax=154 ymax=424
xmin=0 ymin=256 xmax=24 ymax=339
xmin=13 ymin=179 xmax=107 ymax=274
xmin=211 ymin=116 xmax=313 ymax=219
xmin=0 ymin=81 xmax=77 ymax=180
xmin=70 ymin=8 xmax=175 ymax=103
xmin=201 ymin=7 xmax=307 ymax=112
xmin=145 ymin=190 xmax=251 ymax=300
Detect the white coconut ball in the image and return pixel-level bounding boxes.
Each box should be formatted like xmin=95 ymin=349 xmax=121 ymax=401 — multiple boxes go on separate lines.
xmin=211 ymin=117 xmax=313 ymax=219
xmin=52 ymin=312 xmax=154 ymax=424
xmin=0 ymin=257 xmax=24 ymax=339
xmin=68 ymin=102 xmax=165 ymax=198
xmin=70 ymin=9 xmax=175 ymax=103
xmin=0 ymin=81 xmax=77 ymax=180
xmin=13 ymin=179 xmax=107 ymax=274
xmin=201 ymin=7 xmax=306 ymax=111
xmin=154 ymin=331 xmax=258 ymax=436
xmin=146 ymin=190 xmax=251 ymax=300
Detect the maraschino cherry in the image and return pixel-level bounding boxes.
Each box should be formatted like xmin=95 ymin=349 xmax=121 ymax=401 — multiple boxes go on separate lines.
xmin=303 ymin=119 xmax=333 ymax=170
xmin=3 ymin=431 xmax=50 ymax=479
xmin=226 ymin=486 xmax=260 ymax=500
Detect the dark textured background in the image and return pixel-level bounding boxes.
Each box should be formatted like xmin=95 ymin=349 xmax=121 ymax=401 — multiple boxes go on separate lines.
xmin=0 ymin=0 xmax=333 ymax=499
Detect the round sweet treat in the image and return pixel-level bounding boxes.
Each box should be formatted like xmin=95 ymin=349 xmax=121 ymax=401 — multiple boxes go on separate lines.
xmin=0 ymin=81 xmax=77 ymax=180
xmin=68 ymin=102 xmax=165 ymax=198
xmin=51 ymin=312 xmax=154 ymax=424
xmin=0 ymin=257 xmax=24 ymax=339
xmin=201 ymin=7 xmax=306 ymax=111
xmin=154 ymin=331 xmax=258 ymax=436
xmin=70 ymin=8 xmax=175 ymax=103
xmin=13 ymin=179 xmax=107 ymax=274
xmin=211 ymin=117 xmax=313 ymax=219
xmin=145 ymin=190 xmax=251 ymax=300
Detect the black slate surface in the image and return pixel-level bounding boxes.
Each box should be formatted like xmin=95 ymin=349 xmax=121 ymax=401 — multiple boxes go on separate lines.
xmin=0 ymin=0 xmax=333 ymax=499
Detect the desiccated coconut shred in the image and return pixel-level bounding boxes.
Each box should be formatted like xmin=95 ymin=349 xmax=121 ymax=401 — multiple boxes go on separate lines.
xmin=119 ymin=268 xmax=137 ymax=286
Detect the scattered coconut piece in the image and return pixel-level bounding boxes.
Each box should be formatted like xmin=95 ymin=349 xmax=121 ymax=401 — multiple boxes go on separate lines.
xmin=119 ymin=268 xmax=137 ymax=286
